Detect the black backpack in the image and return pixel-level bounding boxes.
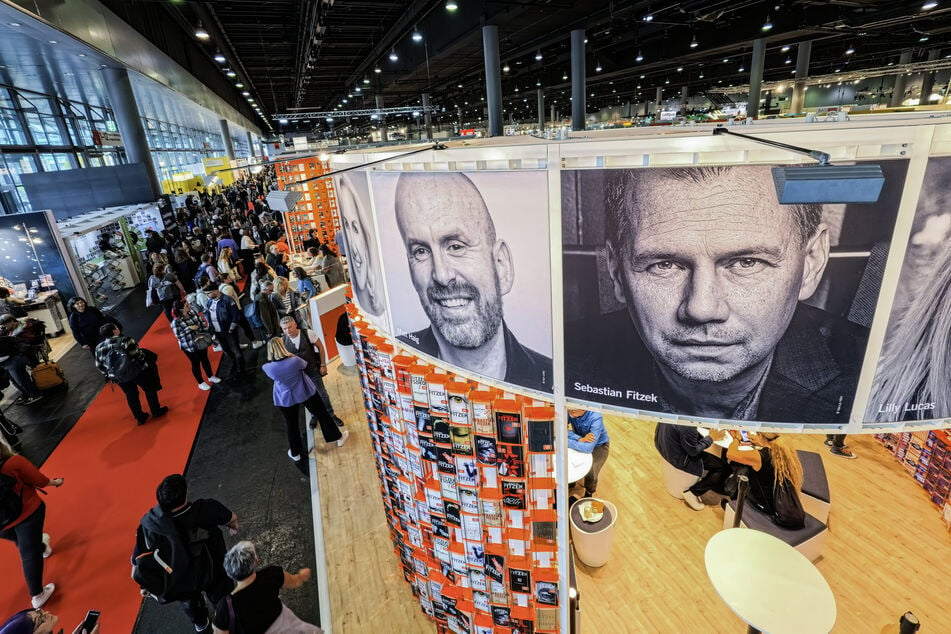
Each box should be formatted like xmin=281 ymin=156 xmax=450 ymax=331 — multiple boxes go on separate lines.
xmin=132 ymin=510 xmax=209 ymax=603
xmin=0 ymin=457 xmax=24 ymax=530
xmin=104 ymin=342 xmax=145 ymax=383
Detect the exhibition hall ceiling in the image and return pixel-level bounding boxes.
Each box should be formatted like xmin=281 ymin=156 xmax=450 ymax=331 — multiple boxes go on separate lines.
xmin=76 ymin=1 xmax=951 ymax=132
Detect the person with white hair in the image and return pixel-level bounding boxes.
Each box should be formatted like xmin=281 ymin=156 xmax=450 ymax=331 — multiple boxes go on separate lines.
xmin=212 ymin=541 xmax=321 ymax=634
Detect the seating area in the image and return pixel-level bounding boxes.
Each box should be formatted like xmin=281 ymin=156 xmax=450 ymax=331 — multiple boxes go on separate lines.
xmin=722 ymin=498 xmax=829 ymax=563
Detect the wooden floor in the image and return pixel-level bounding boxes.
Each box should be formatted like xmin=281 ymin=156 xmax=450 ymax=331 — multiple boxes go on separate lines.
xmin=316 ymin=369 xmax=951 ymax=634
xmin=314 ymin=359 xmax=434 ymax=634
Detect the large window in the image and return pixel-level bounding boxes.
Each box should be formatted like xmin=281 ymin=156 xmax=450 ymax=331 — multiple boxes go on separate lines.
xmin=0 ymin=86 xmax=121 ymax=212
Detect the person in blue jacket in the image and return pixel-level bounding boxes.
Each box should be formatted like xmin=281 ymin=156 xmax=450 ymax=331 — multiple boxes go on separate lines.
xmin=567 ymin=408 xmax=610 ymax=498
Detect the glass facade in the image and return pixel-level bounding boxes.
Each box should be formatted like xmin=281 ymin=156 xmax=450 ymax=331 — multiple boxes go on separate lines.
xmin=0 ymin=81 xmax=257 ymax=214
xmin=0 ymin=85 xmax=123 ymax=213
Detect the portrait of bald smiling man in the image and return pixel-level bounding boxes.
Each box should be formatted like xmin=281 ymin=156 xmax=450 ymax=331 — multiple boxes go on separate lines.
xmin=394 ymin=172 xmax=552 ymax=392
xmin=566 ymin=165 xmax=869 ymax=423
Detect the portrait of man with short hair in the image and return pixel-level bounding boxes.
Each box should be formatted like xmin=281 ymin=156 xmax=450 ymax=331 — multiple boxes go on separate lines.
xmin=373 ymin=171 xmax=553 ymax=393
xmin=563 ymin=163 xmax=906 ymax=424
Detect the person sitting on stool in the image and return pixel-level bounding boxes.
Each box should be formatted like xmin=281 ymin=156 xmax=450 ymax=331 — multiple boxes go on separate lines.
xmin=567 ymin=408 xmax=610 ymax=498
xmin=654 ymin=423 xmax=730 ymax=511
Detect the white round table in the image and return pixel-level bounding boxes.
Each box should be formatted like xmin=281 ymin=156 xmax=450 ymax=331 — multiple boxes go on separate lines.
xmin=705 ymin=528 xmax=836 ymax=634
xmin=567 ymin=448 xmax=593 ymax=484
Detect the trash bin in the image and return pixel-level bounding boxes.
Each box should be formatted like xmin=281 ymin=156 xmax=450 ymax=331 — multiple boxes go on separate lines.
xmin=570 ymin=498 xmax=618 ymax=568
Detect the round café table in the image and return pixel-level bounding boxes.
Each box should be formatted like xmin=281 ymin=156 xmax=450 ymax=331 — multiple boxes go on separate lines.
xmin=704 ymin=528 xmax=836 ymax=634
xmin=567 ymin=448 xmax=593 ymax=484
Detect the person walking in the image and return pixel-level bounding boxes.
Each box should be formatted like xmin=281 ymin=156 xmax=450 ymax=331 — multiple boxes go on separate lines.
xmin=170 ymin=300 xmax=221 ymax=391
xmin=94 ymin=324 xmax=168 ymax=425
xmin=213 ymin=541 xmax=321 ymax=634
xmin=203 ymin=283 xmax=246 ymax=376
xmin=0 ymin=439 xmax=64 ymax=609
xmin=280 ymin=316 xmax=344 ymax=427
xmin=146 ymin=263 xmax=185 ymax=322
xmin=261 ymin=339 xmax=348 ymax=475
xmin=133 ymin=474 xmax=238 ymax=634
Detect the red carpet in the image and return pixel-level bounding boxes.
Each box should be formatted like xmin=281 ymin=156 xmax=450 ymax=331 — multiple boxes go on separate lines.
xmin=0 ymin=316 xmax=220 ymax=629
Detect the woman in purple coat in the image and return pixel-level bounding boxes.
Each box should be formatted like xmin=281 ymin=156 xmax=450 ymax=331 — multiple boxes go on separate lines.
xmin=261 ymin=338 xmax=348 ymax=474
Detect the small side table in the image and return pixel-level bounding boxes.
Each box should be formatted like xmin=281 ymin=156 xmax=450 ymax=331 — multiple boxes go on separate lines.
xmin=705 ymin=528 xmax=836 ymax=634
xmin=567 ymin=448 xmax=593 ymax=484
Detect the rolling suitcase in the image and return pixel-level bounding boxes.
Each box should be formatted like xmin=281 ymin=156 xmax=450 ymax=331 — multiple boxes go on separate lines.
xmin=31 ymin=362 xmax=67 ymax=391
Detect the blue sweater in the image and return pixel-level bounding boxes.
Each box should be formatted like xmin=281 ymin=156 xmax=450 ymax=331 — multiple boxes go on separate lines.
xmin=567 ymin=411 xmax=609 ymax=453
xmin=262 ymin=355 xmax=316 ymax=407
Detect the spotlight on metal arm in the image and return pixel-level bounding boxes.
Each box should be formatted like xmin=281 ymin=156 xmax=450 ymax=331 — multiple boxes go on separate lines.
xmin=712 ymin=125 xmax=885 ymax=204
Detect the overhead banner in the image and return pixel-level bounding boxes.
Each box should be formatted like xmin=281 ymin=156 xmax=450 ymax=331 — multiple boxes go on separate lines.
xmin=562 ymin=162 xmax=908 ymax=425
xmin=372 ymin=170 xmax=553 ymax=393
xmin=865 ymin=156 xmax=951 ymax=424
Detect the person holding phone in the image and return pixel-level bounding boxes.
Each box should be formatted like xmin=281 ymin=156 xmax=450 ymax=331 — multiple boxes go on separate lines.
xmin=0 ymin=607 xmax=100 ymax=634
xmin=0 ymin=439 xmax=63 ymax=609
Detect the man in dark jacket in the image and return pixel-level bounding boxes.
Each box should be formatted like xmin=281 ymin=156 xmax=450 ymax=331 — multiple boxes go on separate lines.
xmin=133 ymin=474 xmax=238 ymax=634
xmin=654 ymin=423 xmax=729 ymax=510
xmin=203 ymin=283 xmax=245 ymax=374
xmin=94 ymin=324 xmax=167 ymax=425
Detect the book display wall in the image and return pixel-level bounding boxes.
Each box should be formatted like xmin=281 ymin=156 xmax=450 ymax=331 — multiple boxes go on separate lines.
xmin=349 ymin=304 xmax=561 ymax=634
xmin=876 ymin=430 xmax=951 ymax=529
xmin=275 ymin=157 xmax=339 ymax=252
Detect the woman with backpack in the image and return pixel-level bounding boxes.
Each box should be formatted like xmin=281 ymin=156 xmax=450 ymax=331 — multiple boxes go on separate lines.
xmin=170 ymin=299 xmax=220 ymax=392
xmin=0 ymin=439 xmax=64 ymax=609
xmin=726 ymin=431 xmax=806 ymax=529
xmin=146 ymin=263 xmax=185 ymax=322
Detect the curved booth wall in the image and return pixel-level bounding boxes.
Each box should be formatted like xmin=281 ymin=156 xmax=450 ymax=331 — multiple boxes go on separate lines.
xmin=334 ymin=117 xmax=951 ymax=433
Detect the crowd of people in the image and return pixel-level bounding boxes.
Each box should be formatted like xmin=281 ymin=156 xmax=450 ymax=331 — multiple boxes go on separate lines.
xmin=1 ymin=170 xmax=348 ymax=632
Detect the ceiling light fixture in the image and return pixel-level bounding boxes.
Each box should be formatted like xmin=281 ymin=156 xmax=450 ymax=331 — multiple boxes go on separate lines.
xmin=739 ymin=64 xmax=745 ymax=72
xmin=761 ymin=15 xmax=773 ymax=32
xmin=236 ymin=82 xmax=245 ymax=88
xmin=595 ymin=62 xmax=602 ymax=72
xmin=363 ymin=77 xmax=370 ymax=84
xmin=643 ymin=13 xmax=653 ymax=22
xmin=535 ymin=50 xmax=543 ymax=61
xmin=226 ymin=70 xmax=237 ymax=78
xmin=389 ymin=48 xmax=398 ymax=62
xmin=690 ymin=35 xmax=698 ymax=48
xmin=445 ymin=0 xmax=459 ymax=11
xmin=195 ymin=23 xmax=210 ymax=40
xmin=374 ymin=65 xmax=382 ymax=73
xmin=781 ymin=45 xmax=790 ymax=53
xmin=922 ymin=1 xmax=938 ymax=9
xmin=502 ymin=63 xmax=510 ymax=72
xmin=412 ymin=28 xmax=423 ymax=42
xmin=214 ymin=52 xmax=226 ymax=63
xmin=635 ymin=50 xmax=644 ymax=62
xmin=845 ymin=44 xmax=855 ymax=55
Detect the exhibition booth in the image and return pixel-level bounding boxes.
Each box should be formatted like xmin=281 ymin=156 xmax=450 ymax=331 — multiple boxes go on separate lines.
xmin=324 ymin=112 xmax=951 ymax=633
xmin=55 ymin=203 xmax=163 ymax=311
xmin=0 ymin=210 xmax=76 ymax=333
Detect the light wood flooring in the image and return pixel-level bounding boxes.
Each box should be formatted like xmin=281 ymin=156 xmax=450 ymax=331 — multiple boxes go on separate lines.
xmin=316 ymin=371 xmax=951 ymax=634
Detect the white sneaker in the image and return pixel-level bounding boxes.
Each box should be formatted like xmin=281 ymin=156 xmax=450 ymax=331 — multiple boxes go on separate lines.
xmin=207 ymin=376 xmax=222 ymax=384
xmin=288 ymin=449 xmax=301 ymax=461
xmin=42 ymin=534 xmax=52 ymax=559
xmin=31 ymin=583 xmax=55 ymax=609
xmin=682 ymin=490 xmax=705 ymax=511
xmin=251 ymin=340 xmax=265 ymax=349
xmin=239 ymin=343 xmax=249 ymax=349
xmin=336 ymin=429 xmax=350 ymax=448
xmin=212 ymin=345 xmax=223 ymax=352
xmin=198 ymin=382 xmax=211 ymax=391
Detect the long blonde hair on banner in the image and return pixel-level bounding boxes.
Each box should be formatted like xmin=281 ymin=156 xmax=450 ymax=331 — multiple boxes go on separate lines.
xmin=871 ymin=247 xmax=951 ymax=420
xmin=761 ymin=434 xmax=803 ymax=490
